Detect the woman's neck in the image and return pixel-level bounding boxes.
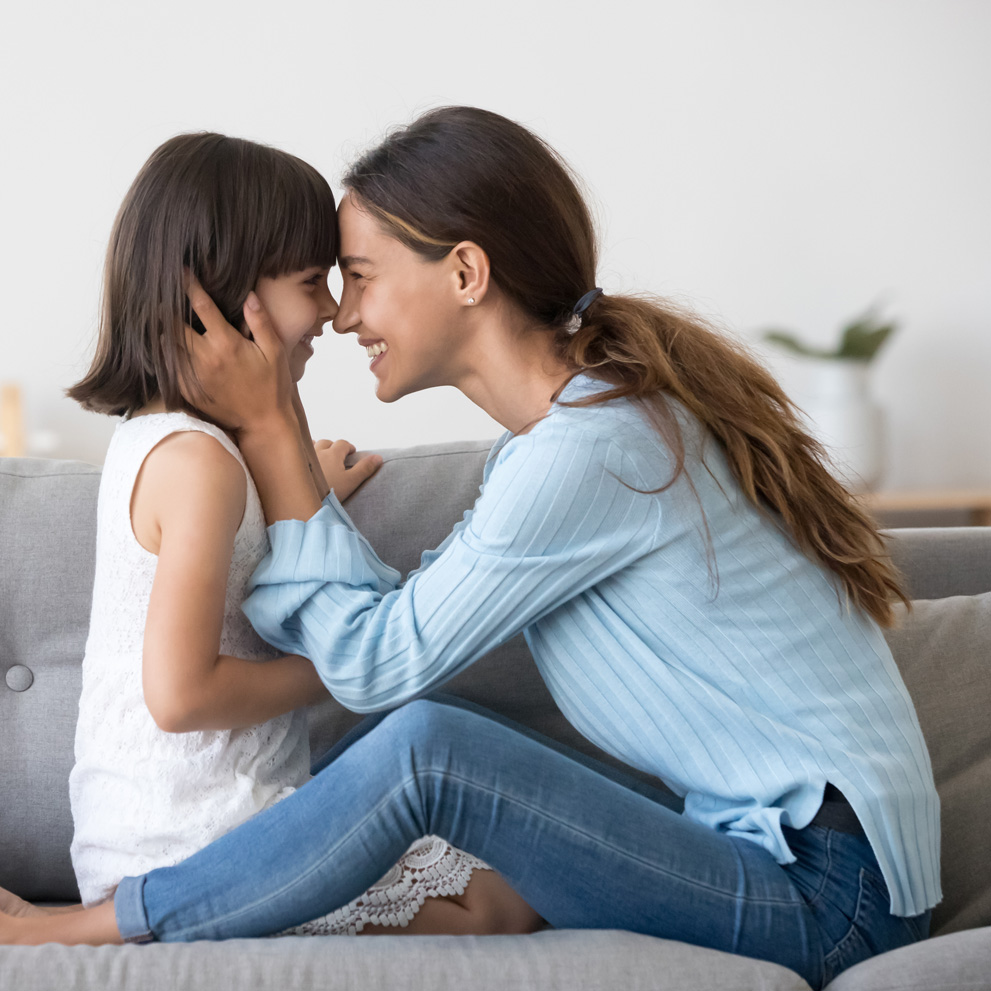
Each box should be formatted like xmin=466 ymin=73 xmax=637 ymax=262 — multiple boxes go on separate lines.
xmin=443 ymin=289 xmax=576 ymax=435
xmin=456 ymin=327 xmax=577 ymax=436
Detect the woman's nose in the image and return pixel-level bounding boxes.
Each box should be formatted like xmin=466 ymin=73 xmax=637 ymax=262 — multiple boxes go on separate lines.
xmin=333 ymin=286 xmax=358 ymax=335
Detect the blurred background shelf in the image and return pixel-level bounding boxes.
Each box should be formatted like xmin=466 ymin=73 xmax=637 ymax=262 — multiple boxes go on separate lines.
xmin=861 ymin=489 xmax=991 ymax=528
xmin=0 ymin=384 xmax=24 ymax=457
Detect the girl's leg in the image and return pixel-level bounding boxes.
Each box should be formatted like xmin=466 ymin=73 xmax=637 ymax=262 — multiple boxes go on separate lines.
xmin=360 ymin=870 xmax=542 ymax=936
xmin=115 ymin=699 xmax=830 ymax=982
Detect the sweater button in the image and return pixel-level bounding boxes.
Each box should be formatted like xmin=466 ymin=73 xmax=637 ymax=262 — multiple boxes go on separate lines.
xmin=5 ymin=665 xmax=34 ymax=692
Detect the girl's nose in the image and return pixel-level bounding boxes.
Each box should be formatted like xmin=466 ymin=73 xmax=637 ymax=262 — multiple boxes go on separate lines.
xmin=319 ymin=284 xmax=339 ymax=324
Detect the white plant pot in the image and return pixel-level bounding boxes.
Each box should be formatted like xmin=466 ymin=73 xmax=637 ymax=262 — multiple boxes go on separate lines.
xmin=789 ymin=359 xmax=885 ymax=493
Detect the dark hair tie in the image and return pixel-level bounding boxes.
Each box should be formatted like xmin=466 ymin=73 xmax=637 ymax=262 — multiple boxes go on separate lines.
xmin=572 ymin=287 xmax=603 ymax=317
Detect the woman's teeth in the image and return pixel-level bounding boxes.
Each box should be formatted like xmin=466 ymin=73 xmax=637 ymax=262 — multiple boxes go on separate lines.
xmin=366 ymin=342 xmax=388 ymax=358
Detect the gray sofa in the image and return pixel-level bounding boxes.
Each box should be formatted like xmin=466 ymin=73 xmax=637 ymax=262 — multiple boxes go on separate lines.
xmin=1 ymin=441 xmax=989 ymax=990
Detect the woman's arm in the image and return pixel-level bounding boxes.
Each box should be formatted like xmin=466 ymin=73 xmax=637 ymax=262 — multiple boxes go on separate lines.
xmin=136 ymin=431 xmax=328 ymax=733
xmin=244 ymin=423 xmax=661 ymax=711
xmin=183 ymin=278 xmax=380 ymax=522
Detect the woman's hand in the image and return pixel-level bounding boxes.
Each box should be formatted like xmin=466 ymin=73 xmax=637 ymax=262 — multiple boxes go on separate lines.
xmin=183 ymin=274 xmax=321 ymax=524
xmin=182 ymin=274 xmax=294 ymax=434
xmin=315 ymin=439 xmax=383 ymax=502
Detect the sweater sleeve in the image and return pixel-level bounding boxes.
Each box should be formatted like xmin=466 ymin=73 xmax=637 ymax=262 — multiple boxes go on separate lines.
xmin=243 ymin=423 xmax=660 ymax=711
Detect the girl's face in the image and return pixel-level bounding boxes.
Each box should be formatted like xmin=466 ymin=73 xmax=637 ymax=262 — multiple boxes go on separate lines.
xmin=254 ymin=267 xmax=338 ymax=382
xmin=333 ymin=195 xmax=468 ymax=403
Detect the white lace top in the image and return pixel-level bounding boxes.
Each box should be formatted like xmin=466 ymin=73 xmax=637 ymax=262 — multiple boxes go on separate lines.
xmin=68 ymin=412 xmax=488 ymax=927
xmin=69 ymin=413 xmax=311 ymax=906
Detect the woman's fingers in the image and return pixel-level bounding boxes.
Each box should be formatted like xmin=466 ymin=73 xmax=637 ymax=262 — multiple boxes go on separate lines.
xmin=179 ymin=275 xmax=291 ymax=430
xmin=186 ymin=272 xmax=237 ymax=341
xmin=241 ymin=291 xmax=284 ymax=360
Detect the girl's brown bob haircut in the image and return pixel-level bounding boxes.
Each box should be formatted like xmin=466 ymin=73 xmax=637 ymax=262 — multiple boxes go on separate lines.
xmin=68 ymin=132 xmax=337 ymax=418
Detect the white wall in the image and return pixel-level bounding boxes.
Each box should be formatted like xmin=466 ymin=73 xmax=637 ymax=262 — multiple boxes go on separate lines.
xmin=2 ymin=0 xmax=988 ymax=489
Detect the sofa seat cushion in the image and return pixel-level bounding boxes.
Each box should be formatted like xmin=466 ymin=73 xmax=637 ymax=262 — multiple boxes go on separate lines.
xmin=0 ymin=929 xmax=813 ymax=991
xmin=884 ymin=592 xmax=991 ymax=936
xmin=825 ymin=926 xmax=991 ymax=991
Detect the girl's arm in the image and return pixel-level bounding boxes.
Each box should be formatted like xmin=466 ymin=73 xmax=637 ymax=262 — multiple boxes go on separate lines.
xmin=136 ymin=431 xmax=328 ymax=733
xmin=292 ymin=384 xmax=330 ymax=500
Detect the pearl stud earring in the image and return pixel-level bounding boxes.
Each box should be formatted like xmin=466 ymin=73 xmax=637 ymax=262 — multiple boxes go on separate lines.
xmin=468 ymin=297 xmax=476 ymax=304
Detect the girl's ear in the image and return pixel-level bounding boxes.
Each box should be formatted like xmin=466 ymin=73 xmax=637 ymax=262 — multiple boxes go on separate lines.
xmin=450 ymin=241 xmax=490 ymax=307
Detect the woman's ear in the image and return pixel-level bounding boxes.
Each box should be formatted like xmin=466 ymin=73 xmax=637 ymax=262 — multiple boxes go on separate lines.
xmin=450 ymin=241 xmax=490 ymax=307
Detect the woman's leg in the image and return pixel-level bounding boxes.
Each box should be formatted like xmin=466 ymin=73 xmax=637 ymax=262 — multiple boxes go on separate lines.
xmin=111 ymin=699 xmax=827 ymax=980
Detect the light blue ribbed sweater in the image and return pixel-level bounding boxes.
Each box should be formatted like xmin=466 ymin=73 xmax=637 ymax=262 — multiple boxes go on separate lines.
xmin=244 ymin=374 xmax=941 ymax=918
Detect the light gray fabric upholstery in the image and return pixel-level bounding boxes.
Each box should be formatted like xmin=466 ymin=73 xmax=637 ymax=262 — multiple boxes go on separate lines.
xmin=0 ymin=458 xmax=100 ymax=901
xmin=0 ymin=930 xmax=814 ymax=991
xmin=884 ymin=592 xmax=991 ymax=937
xmin=2 ymin=446 xmax=991 ymax=990
xmin=827 ymin=927 xmax=991 ymax=991
xmin=886 ymin=526 xmax=991 ymax=599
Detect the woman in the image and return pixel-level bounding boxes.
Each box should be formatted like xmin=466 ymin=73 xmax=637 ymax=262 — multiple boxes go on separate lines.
xmin=1 ymin=107 xmax=938 ymax=989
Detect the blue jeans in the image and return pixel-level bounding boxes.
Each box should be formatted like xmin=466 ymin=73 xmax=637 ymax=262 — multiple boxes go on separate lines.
xmin=115 ymin=698 xmax=929 ymax=989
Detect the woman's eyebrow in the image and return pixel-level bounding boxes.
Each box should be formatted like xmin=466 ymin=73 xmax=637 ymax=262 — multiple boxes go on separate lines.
xmin=339 ymin=255 xmax=373 ymax=269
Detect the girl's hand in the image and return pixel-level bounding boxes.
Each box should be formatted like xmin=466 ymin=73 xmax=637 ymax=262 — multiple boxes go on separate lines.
xmin=315 ymin=439 xmax=383 ymax=502
xmin=182 ymin=274 xmax=294 ymax=433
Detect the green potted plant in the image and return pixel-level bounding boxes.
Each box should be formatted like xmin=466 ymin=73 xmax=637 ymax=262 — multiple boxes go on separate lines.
xmin=762 ymin=306 xmax=898 ymax=362
xmin=761 ymin=305 xmax=899 ymax=492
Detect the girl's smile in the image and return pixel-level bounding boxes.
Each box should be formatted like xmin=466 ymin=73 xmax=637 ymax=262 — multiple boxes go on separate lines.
xmin=254 ymin=267 xmax=337 ymax=383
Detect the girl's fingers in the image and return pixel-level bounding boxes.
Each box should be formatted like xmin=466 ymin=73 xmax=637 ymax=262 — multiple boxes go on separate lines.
xmin=349 ymin=453 xmax=383 ymax=483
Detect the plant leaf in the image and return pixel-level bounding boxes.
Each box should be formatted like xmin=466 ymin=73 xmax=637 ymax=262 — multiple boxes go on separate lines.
xmin=762 ymin=330 xmax=835 ymax=360
xmin=837 ymin=311 xmax=898 ymax=360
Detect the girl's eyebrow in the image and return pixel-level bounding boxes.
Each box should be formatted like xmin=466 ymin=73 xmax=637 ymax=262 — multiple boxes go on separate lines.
xmin=339 ymin=255 xmax=373 ymax=269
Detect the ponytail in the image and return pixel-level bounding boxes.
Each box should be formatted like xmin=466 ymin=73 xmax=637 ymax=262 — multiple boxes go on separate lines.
xmin=561 ymin=293 xmax=908 ymax=627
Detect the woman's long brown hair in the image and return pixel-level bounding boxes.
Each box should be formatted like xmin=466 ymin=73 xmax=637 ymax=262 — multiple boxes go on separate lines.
xmin=344 ymin=106 xmax=907 ymax=626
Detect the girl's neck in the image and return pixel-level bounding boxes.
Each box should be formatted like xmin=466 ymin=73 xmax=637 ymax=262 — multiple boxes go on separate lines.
xmin=131 ymin=398 xmax=167 ymax=418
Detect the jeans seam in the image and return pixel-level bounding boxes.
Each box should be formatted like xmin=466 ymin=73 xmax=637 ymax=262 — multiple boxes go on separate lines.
xmin=822 ymin=866 xmax=870 ymax=971
xmin=802 ymin=826 xmax=834 ymax=910
xmin=163 ymin=764 xmax=799 ymax=939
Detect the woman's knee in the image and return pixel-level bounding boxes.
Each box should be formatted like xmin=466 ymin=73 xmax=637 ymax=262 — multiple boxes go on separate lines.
xmin=378 ymin=698 xmax=470 ymax=751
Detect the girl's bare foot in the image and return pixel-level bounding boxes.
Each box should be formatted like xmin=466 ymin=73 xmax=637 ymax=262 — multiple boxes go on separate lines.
xmin=0 ymin=885 xmax=81 ymax=919
xmin=0 ymin=887 xmax=50 ymax=920
xmin=0 ymin=899 xmax=121 ymax=946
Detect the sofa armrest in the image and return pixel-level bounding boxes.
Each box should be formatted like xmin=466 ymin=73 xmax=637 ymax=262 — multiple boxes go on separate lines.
xmin=885 ymin=527 xmax=991 ymax=600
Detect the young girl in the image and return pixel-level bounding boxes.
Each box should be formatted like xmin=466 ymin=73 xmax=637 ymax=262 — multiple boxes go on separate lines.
xmin=2 ymin=110 xmax=936 ymax=989
xmin=0 ymin=131 xmax=538 ymax=938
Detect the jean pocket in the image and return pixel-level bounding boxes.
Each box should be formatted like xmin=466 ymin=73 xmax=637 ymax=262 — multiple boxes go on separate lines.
xmin=822 ymin=867 xmax=919 ymax=986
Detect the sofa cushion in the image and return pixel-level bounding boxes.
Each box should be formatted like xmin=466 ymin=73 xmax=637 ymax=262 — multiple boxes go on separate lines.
xmin=825 ymin=926 xmax=991 ymax=991
xmin=884 ymin=592 xmax=991 ymax=937
xmin=0 ymin=458 xmax=100 ymax=901
xmin=0 ymin=929 xmax=814 ymax=991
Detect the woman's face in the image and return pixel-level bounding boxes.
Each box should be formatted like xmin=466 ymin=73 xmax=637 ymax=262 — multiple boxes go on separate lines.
xmin=254 ymin=267 xmax=337 ymax=383
xmin=333 ymin=195 xmax=467 ymax=403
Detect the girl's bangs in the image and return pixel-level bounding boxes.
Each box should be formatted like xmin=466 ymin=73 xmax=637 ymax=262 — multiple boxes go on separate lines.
xmin=261 ymin=169 xmax=338 ymax=277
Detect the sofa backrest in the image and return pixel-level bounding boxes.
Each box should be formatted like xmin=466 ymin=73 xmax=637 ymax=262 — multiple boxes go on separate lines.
xmin=1 ymin=446 xmax=989 ymax=938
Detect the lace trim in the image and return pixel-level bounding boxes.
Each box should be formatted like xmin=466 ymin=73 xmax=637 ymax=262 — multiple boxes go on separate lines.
xmin=275 ymin=836 xmax=491 ymax=937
